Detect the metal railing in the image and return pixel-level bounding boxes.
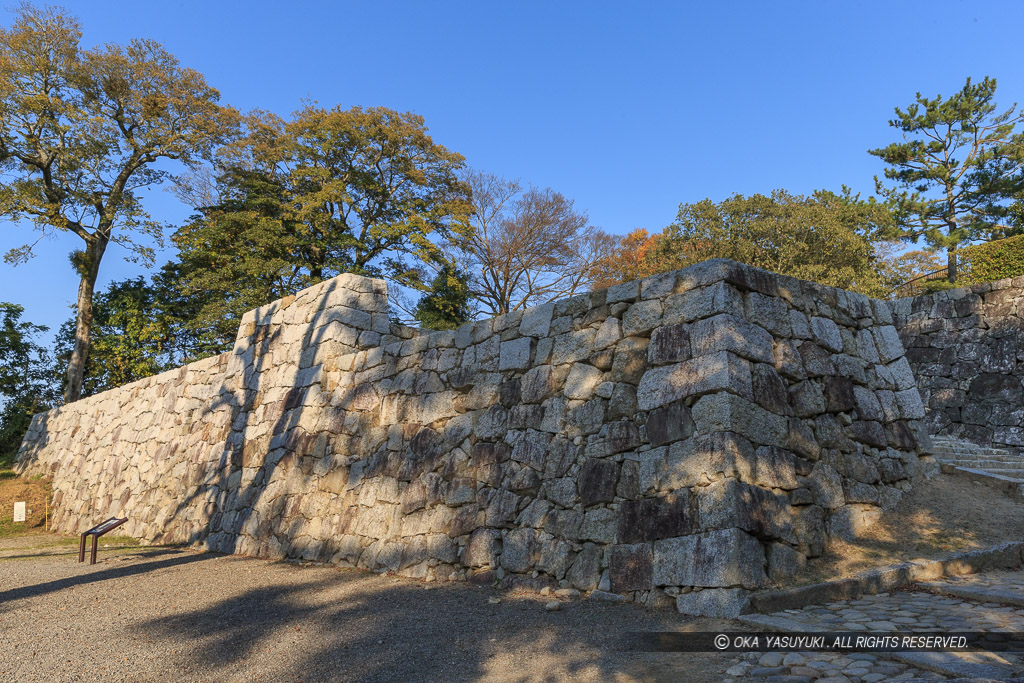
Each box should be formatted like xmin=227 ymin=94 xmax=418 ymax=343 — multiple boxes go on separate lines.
xmin=890 ymin=268 xmax=950 ymax=299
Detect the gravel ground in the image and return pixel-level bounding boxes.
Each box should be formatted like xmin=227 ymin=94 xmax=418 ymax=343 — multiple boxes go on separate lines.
xmin=0 ymin=536 xmax=736 ymax=682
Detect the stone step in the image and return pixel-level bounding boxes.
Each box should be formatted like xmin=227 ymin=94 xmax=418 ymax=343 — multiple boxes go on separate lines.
xmin=941 ymin=464 xmax=1024 ymax=500
xmin=931 ymin=436 xmax=1011 ymax=451
xmin=933 ymin=449 xmax=1015 ymax=458
xmin=943 ymin=458 xmax=1024 ymax=469
xmin=980 ymin=468 xmax=1024 ymax=477
xmin=931 ymin=444 xmax=1015 ymax=455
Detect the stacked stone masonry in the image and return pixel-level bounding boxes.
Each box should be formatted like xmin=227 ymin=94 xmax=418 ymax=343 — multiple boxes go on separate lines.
xmin=894 ymin=276 xmax=1024 ymax=452
xmin=17 ymin=259 xmax=933 ymax=615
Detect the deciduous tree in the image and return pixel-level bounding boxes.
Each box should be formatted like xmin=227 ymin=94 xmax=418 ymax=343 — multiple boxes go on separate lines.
xmin=450 ymin=170 xmax=614 ymax=316
xmin=0 ymin=4 xmax=237 ymax=401
xmin=53 ymin=276 xmax=177 ymax=396
xmin=172 ymin=106 xmax=471 ymax=332
xmin=661 ymin=189 xmax=891 ymax=295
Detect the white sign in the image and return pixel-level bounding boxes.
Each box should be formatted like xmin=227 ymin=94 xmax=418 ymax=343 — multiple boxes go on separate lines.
xmin=13 ymin=501 xmax=26 ymax=523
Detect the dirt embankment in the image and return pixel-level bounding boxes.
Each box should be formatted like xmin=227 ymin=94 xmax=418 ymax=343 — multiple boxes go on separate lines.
xmin=0 ymin=464 xmax=52 ymax=537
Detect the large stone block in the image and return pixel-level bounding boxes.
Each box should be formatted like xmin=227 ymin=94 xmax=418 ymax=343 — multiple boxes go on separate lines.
xmin=652 ymin=528 xmax=767 ymax=589
xmin=578 ymin=459 xmax=619 ymax=506
xmin=645 ymin=401 xmax=695 ymax=447
xmin=648 ymin=324 xmax=691 ymax=365
xmin=697 ymin=479 xmax=795 ymax=543
xmin=661 ymin=432 xmax=755 ymax=488
xmin=827 ymin=504 xmax=882 ymax=541
xmin=636 ymin=352 xmax=752 ymax=411
xmin=609 ymin=543 xmax=654 ymax=592
xmin=465 ymin=528 xmax=500 ymax=568
xmin=617 ymin=491 xmax=694 ymax=543
xmin=564 ymin=363 xmax=605 ymax=400
xmin=691 ymin=393 xmax=789 ymax=446
xmin=663 ymin=281 xmax=744 ymax=324
xmin=675 ymin=588 xmax=751 ymax=618
xmin=689 ymin=314 xmax=774 ymax=363
xmin=498 ymin=338 xmax=533 ymax=371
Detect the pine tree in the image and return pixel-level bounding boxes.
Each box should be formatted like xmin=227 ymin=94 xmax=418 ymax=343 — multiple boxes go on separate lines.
xmin=870 ymin=77 xmax=1024 ymax=282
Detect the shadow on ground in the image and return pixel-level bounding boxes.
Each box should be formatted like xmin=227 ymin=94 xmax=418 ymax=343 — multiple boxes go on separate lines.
xmin=0 ymin=549 xmax=212 ymax=610
xmin=134 ymin=562 xmax=710 ymax=683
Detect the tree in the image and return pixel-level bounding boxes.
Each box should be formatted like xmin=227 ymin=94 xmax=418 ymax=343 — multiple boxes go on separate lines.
xmin=870 ymin=76 xmax=1024 ymax=282
xmin=172 ymin=167 xmax=305 ymax=352
xmin=0 ymin=303 xmax=57 ymax=459
xmin=449 ymin=170 xmax=614 ymax=316
xmin=591 ymin=228 xmax=702 ymax=290
xmin=0 ymin=4 xmax=237 ymax=402
xmin=413 ymin=264 xmax=471 ymax=330
xmin=172 ymin=106 xmax=471 ymax=331
xmin=53 ymin=276 xmax=175 ymax=397
xmin=872 ymin=243 xmax=946 ymax=292
xmin=659 ymin=189 xmax=891 ymax=295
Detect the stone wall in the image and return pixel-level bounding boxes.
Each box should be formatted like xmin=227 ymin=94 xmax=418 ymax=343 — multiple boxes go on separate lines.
xmin=17 ymin=259 xmax=932 ymax=616
xmin=894 ymin=277 xmax=1024 ymax=451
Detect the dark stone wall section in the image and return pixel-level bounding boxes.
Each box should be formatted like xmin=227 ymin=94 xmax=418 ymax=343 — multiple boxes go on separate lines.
xmin=893 ymin=277 xmax=1024 ymax=451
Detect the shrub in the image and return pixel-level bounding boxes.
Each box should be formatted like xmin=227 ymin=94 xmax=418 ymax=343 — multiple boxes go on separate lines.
xmin=961 ymin=234 xmax=1024 ymax=284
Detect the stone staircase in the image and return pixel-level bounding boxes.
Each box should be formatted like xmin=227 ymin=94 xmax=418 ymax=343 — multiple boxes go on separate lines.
xmin=930 ymin=435 xmax=1024 ymax=500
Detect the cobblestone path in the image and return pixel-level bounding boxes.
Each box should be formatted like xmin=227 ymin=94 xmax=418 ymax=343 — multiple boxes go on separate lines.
xmin=724 ymin=569 xmax=1024 ymax=682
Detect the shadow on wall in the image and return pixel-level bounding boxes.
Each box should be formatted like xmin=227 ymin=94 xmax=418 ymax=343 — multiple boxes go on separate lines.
xmin=162 ymin=277 xmax=363 ymax=554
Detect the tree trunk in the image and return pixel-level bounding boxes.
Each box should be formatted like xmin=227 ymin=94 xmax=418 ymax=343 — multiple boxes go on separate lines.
xmin=64 ymin=235 xmax=108 ymax=403
xmin=947 ymin=246 xmax=958 ymax=284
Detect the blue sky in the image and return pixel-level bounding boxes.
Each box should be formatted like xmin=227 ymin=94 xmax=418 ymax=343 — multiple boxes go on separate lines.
xmin=2 ymin=0 xmax=1023 ymax=336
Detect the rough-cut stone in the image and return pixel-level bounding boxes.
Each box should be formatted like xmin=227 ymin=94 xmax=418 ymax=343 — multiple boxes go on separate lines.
xmin=689 ymin=314 xmax=774 ymax=363
xmin=691 ymin=393 xmax=788 ymax=446
xmin=766 ymin=541 xmax=806 ymax=581
xmin=645 ymin=401 xmax=695 ymax=447
xmin=675 ymin=588 xmax=751 ymax=618
xmin=578 ymin=459 xmax=619 ymax=506
xmin=15 ymin=259 xmax=932 ymax=604
xmin=653 ymin=529 xmax=767 ymax=589
xmin=465 ymin=528 xmax=500 ymax=568
xmin=827 ymin=504 xmax=882 ymax=541
xmin=564 ymin=363 xmax=604 ymax=400
xmin=697 ymin=479 xmax=795 ymax=543
xmin=609 ymin=543 xmax=653 ymax=592
xmin=617 ymin=491 xmax=694 ymax=543
xmin=897 ymin=283 xmax=1024 ymax=447
xmin=648 ymin=324 xmax=690 ymax=365
xmin=662 ymin=432 xmax=755 ymax=488
xmin=498 ymin=338 xmax=533 ymax=371
xmin=636 ymin=352 xmax=752 ymax=411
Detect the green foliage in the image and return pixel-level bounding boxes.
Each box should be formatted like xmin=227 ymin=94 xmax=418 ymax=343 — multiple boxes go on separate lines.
xmin=870 ymin=76 xmax=1024 ymax=279
xmin=52 ymin=274 xmax=198 ymax=397
xmin=0 ymin=3 xmax=237 ymax=401
xmin=919 ymin=278 xmax=960 ymax=294
xmin=172 ymin=105 xmax=471 ymax=337
xmin=0 ymin=304 xmax=57 ymax=458
xmin=414 ymin=265 xmax=472 ymax=330
xmin=172 ymin=168 xmax=304 ymax=353
xmin=960 ymin=234 xmax=1024 ymax=283
xmin=663 ymin=188 xmax=892 ymax=295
